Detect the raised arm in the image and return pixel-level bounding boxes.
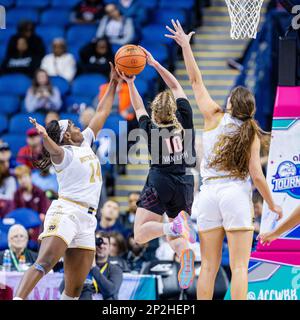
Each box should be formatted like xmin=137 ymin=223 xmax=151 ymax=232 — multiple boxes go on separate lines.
xmin=117 ymin=71 xmax=148 ymax=120
xmin=249 ymin=135 xmax=283 ymax=219
xmin=29 ymin=117 xmax=64 ymax=165
xmin=139 ymin=46 xmax=187 ymax=100
xmin=165 ymin=19 xmax=221 ymax=119
xmin=88 ymin=62 xmax=120 ymax=137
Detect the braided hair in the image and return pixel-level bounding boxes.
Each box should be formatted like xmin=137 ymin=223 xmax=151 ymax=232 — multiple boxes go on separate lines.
xmin=33 ymin=120 xmax=62 ymax=170
xmin=150 ymin=90 xmax=183 ymax=133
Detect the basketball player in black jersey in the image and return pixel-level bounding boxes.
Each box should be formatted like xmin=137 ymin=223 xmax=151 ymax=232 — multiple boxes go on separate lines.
xmin=117 ymin=47 xmax=197 ymax=289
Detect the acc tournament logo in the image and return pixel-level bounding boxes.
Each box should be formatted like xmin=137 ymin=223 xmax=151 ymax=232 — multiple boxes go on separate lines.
xmin=272 ymin=161 xmax=300 ymax=199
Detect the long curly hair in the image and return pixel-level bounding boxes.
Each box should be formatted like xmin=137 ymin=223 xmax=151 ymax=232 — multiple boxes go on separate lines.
xmin=208 ymin=86 xmax=267 ymax=180
xmin=33 ymin=120 xmax=62 ymax=170
xmin=150 ymin=90 xmax=183 ymax=132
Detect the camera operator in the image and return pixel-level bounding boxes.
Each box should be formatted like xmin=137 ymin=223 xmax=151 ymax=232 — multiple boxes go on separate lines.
xmin=59 ymin=231 xmax=123 ymax=300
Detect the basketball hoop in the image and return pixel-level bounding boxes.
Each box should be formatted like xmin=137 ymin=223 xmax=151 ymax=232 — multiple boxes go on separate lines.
xmin=225 ymin=0 xmax=264 ymax=39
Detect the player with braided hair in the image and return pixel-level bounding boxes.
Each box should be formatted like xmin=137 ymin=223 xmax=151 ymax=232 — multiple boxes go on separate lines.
xmin=118 ymin=47 xmax=197 ymax=289
xmin=14 ymin=63 xmax=121 ymax=300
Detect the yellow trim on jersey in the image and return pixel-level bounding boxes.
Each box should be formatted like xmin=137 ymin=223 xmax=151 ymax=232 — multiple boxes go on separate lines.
xmin=205 ymin=175 xmax=237 ymax=181
xmin=59 ymin=196 xmax=97 ymax=212
xmin=199 ymin=226 xmax=225 ymax=233
xmin=203 ymin=113 xmax=224 ymax=132
xmin=39 ymin=234 xmax=69 ymax=247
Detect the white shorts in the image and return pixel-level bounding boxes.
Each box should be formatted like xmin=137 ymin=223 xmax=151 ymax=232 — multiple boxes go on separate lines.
xmin=39 ymin=199 xmax=97 ymax=251
xmin=193 ymin=178 xmax=254 ymax=233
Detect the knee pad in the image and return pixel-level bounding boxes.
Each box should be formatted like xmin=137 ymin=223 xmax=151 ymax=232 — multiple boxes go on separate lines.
xmin=33 ymin=262 xmax=46 ymax=275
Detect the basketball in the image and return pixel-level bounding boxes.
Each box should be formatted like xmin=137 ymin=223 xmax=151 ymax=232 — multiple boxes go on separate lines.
xmin=115 ymin=44 xmax=147 ymax=76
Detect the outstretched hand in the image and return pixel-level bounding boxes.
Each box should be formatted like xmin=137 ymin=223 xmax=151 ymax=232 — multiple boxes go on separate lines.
xmin=116 ymin=68 xmax=136 ymax=84
xmin=257 ymin=231 xmax=278 ymax=246
xmin=138 ymin=46 xmax=157 ymax=67
xmin=165 ymin=19 xmax=195 ymax=47
xmin=109 ymin=62 xmax=122 ymax=83
xmin=29 ymin=117 xmax=48 ymax=138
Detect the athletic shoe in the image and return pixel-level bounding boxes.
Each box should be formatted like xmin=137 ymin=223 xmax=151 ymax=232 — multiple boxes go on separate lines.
xmin=172 ymin=210 xmax=197 ymax=244
xmin=178 ymin=249 xmax=195 ymax=289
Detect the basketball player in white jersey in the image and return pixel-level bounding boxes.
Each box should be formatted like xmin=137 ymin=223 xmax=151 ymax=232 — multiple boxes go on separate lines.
xmin=166 ymin=20 xmax=283 ymax=300
xmin=14 ymin=63 xmax=121 ymax=300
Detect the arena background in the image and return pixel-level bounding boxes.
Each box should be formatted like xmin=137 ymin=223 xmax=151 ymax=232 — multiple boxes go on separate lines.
xmin=0 ymin=0 xmax=299 ymax=300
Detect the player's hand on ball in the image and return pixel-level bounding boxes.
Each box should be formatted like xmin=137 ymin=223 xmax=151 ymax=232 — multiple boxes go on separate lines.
xmin=257 ymin=231 xmax=278 ymax=246
xmin=269 ymin=204 xmax=283 ymax=220
xmin=138 ymin=46 xmax=157 ymax=67
xmin=165 ymin=19 xmax=195 ymax=47
xmin=116 ymin=69 xmax=136 ymax=83
xmin=109 ymin=62 xmax=121 ymax=82
xmin=29 ymin=117 xmax=48 ymax=138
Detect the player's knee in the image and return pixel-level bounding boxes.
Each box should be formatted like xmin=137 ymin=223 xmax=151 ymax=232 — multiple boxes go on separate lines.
xmin=200 ymin=261 xmax=219 ymax=276
xmin=230 ymin=263 xmax=248 ymax=274
xmin=36 ymin=255 xmax=57 ymax=273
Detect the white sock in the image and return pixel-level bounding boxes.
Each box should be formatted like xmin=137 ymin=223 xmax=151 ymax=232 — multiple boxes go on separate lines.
xmin=60 ymin=291 xmax=79 ymax=300
xmin=13 ymin=297 xmax=23 ymax=300
xmin=163 ymin=222 xmax=178 ymax=237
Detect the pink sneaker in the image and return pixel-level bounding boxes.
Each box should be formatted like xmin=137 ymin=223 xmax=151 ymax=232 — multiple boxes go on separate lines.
xmin=178 ymin=249 xmax=195 ymax=289
xmin=172 ymin=211 xmax=197 ymax=244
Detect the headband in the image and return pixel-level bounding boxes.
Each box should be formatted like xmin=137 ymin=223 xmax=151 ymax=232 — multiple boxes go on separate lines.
xmin=58 ymin=120 xmax=69 ymax=143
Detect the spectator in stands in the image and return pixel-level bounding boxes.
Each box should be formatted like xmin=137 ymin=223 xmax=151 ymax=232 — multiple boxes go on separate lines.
xmin=71 ymin=0 xmax=105 ymax=24
xmin=0 ymin=224 xmax=38 ymax=271
xmin=80 ymin=107 xmax=96 ymax=129
xmin=109 ymin=232 xmax=129 ymax=271
xmin=96 ymin=4 xmax=135 ymax=46
xmin=16 ymin=128 xmax=42 ymax=170
xmin=25 ymin=69 xmax=62 ymax=113
xmin=14 ymin=165 xmax=50 ymax=243
xmin=98 ymin=80 xmax=135 ymax=121
xmin=45 ymin=111 xmax=60 ymax=126
xmin=41 ymin=38 xmax=77 ymax=82
xmin=31 ymin=167 xmax=58 ymax=196
xmin=1 ymin=36 xmax=40 ymax=77
xmin=126 ymin=232 xmax=157 ymax=273
xmin=60 ymin=231 xmax=123 ymax=300
xmin=0 ymin=143 xmax=17 ymax=218
xmin=97 ymin=200 xmax=128 ymax=237
xmin=79 ymin=37 xmax=113 ymax=76
xmin=118 ymin=0 xmax=146 ymax=28
xmin=119 ymin=191 xmax=140 ymax=231
xmin=6 ymin=21 xmax=45 ymax=63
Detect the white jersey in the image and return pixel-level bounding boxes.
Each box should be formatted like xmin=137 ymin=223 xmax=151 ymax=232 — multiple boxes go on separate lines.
xmin=52 ymin=128 xmax=102 ymax=208
xmin=200 ymin=113 xmax=244 ymax=181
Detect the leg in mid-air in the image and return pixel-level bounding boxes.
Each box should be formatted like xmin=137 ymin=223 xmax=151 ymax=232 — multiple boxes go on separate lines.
xmin=61 ymin=248 xmax=95 ymax=299
xmin=14 ymin=236 xmax=68 ymax=300
xmin=197 ymin=227 xmax=225 ymax=300
xmin=226 ymin=230 xmax=253 ymax=300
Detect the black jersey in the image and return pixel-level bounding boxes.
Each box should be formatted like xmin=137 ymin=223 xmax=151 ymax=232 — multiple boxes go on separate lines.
xmin=138 ymin=98 xmax=196 ymax=173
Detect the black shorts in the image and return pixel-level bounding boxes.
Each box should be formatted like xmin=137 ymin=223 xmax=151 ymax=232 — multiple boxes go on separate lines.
xmin=137 ymin=168 xmax=194 ymax=219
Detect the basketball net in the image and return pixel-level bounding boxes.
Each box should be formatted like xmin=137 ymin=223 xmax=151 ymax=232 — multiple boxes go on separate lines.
xmin=225 ymin=0 xmax=264 ymax=39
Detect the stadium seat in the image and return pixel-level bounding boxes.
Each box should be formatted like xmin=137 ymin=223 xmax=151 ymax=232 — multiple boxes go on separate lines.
xmin=36 ymin=26 xmax=65 ymax=46
xmin=0 ymin=28 xmax=16 ymax=48
xmin=50 ymin=76 xmax=70 ymax=96
xmin=103 ymin=113 xmax=124 ymax=136
xmin=139 ymin=65 xmax=158 ymax=82
xmin=0 ymin=229 xmax=8 ymax=250
xmin=0 ymin=74 xmax=31 ymax=96
xmin=72 ymin=74 xmax=107 ymax=97
xmin=141 ymin=25 xmax=173 ymax=45
xmin=60 ymin=112 xmax=81 ymax=128
xmin=0 ymin=115 xmax=8 ymax=134
xmin=159 ymin=0 xmax=194 ymax=10
xmin=153 ymin=9 xmax=186 ymax=26
xmin=16 ymin=0 xmax=50 ymax=9
xmin=0 ymin=0 xmax=15 ymax=7
xmin=0 ymin=95 xmax=19 ymax=115
xmin=0 ymin=134 xmax=26 ymax=157
xmin=66 ymin=25 xmax=97 ymax=46
xmin=51 ymin=0 xmax=80 ymax=8
xmin=65 ymin=95 xmax=94 ymax=109
xmin=140 ymin=0 xmax=158 ymax=9
xmin=68 ymin=43 xmax=83 ymax=62
xmin=40 ymin=9 xmax=71 ymax=27
xmin=6 ymin=208 xmax=42 ymax=229
xmin=139 ymin=40 xmax=168 ymax=64
xmin=6 ymin=9 xmax=39 ymax=26
xmin=9 ymin=113 xmax=45 ymax=134
xmin=135 ymin=78 xmax=148 ymax=98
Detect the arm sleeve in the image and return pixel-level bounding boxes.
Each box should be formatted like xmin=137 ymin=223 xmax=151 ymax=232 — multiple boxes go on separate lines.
xmin=82 ymin=127 xmax=96 ymax=147
xmin=51 ymin=147 xmax=73 ymax=171
xmin=176 ymin=98 xmax=194 ymax=129
xmin=90 ymin=265 xmax=123 ymax=299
